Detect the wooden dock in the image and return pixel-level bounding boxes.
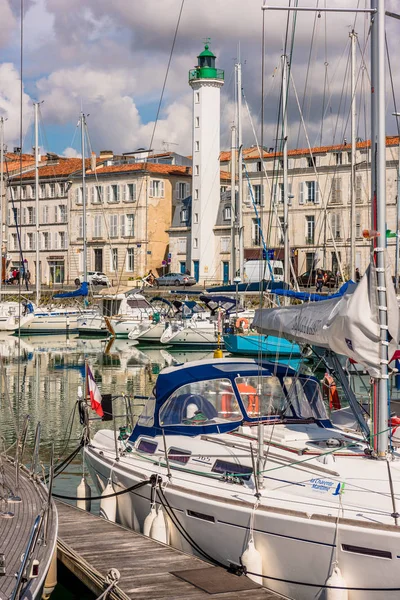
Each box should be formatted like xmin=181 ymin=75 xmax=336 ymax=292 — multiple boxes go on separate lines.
xmin=56 ymin=500 xmax=283 ymax=599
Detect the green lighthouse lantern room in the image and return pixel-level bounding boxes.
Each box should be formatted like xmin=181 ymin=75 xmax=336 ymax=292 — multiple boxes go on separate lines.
xmin=189 ymin=41 xmax=224 ymax=82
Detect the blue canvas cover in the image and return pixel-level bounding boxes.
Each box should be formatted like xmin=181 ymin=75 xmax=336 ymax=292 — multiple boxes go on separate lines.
xmin=53 ymin=281 xmax=89 ymax=298
xmin=272 ymin=280 xmax=356 ymax=302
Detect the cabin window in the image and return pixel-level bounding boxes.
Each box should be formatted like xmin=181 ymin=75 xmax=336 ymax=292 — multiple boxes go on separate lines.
xmin=159 ymin=378 xmax=242 ymax=427
xmin=211 ymin=459 xmax=253 ymax=481
xmin=137 ymin=438 xmax=158 ymax=454
xmin=168 ymin=447 xmax=191 ymax=464
xmin=235 ymin=375 xmax=286 ymax=418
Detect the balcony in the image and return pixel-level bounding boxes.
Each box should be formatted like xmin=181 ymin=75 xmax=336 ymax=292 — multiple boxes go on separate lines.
xmin=188 ymin=68 xmax=224 ymax=82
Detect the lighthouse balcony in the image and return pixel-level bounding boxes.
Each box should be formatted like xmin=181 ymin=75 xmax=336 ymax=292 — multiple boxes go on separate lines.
xmin=188 ymin=67 xmax=224 ymax=82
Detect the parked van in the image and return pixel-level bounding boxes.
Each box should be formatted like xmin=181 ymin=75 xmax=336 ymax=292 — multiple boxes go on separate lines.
xmin=243 ymin=260 xmax=284 ymax=283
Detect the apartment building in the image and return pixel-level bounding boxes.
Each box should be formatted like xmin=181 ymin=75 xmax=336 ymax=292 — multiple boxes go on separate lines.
xmin=68 ymin=160 xmax=191 ymax=284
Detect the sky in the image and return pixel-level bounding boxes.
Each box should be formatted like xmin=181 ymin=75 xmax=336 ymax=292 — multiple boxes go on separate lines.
xmin=0 ymin=0 xmax=399 ymax=158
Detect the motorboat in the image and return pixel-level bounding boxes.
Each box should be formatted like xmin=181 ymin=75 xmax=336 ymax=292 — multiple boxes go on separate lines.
xmin=0 ymin=301 xmax=35 ymax=332
xmin=85 ymin=356 xmax=400 ymax=600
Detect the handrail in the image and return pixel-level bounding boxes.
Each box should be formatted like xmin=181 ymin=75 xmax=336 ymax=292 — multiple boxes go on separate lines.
xmin=10 ymin=513 xmax=42 ymax=600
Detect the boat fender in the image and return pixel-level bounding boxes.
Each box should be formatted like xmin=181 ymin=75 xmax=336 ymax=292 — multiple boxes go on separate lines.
xmin=150 ymin=506 xmax=169 ymax=544
xmin=143 ymin=506 xmax=157 ymax=536
xmin=240 ymin=538 xmax=263 ymax=585
xmin=325 ymin=565 xmax=348 ymax=600
xmin=99 ymin=480 xmax=117 ymax=522
xmin=42 ymin=550 xmax=57 ymax=599
xmin=76 ymin=476 xmax=92 ymax=511
xmin=235 ymin=317 xmax=250 ymax=332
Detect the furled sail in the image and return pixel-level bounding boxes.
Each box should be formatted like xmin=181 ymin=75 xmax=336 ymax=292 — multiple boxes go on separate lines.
xmin=253 ymin=262 xmax=399 ymax=377
xmin=53 ymin=281 xmax=89 ymax=299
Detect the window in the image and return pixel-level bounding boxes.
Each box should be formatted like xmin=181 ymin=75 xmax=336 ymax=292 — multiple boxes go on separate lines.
xmin=30 ymin=185 xmax=35 ymax=199
xmin=42 ymin=232 xmax=50 ymax=249
xmin=49 ymin=183 xmax=56 ymax=198
xmin=40 ymin=184 xmax=46 ymax=199
xmin=331 ymin=213 xmax=342 ymax=240
xmin=335 ymin=152 xmax=343 ymax=165
xmin=127 ymin=248 xmax=135 ymax=272
xmin=300 ymin=181 xmax=319 ymax=204
xmin=180 ymin=208 xmax=189 ymax=223
xmin=94 ymin=215 xmax=102 ymax=238
xmin=195 ymin=116 xmax=200 ymax=127
xmin=256 ymin=161 xmax=262 ymax=172
xmin=356 ymin=175 xmax=363 ymax=203
xmin=307 ymin=156 xmax=317 ymax=168
xmin=331 ymin=177 xmax=342 ymax=204
xmin=278 ymin=216 xmax=285 ymax=245
xmin=223 ymin=206 xmax=231 ymax=221
xmin=110 ymin=248 xmax=118 ymax=271
xmin=253 ymin=184 xmax=263 ymax=205
xmin=274 ymin=182 xmax=293 ymax=204
xmin=306 ymin=215 xmax=315 ymax=244
xmin=236 ymin=375 xmax=286 ymax=418
xmin=194 ymin=189 xmax=199 ymax=200
xmin=220 ymin=237 xmax=230 ymax=252
xmin=59 ymin=182 xmax=66 ymax=196
xmin=306 ymin=252 xmax=314 ymax=272
xmin=195 ymin=141 xmax=199 ymax=152
xmin=27 ymin=232 xmax=34 ymax=250
xmin=109 ymin=184 xmax=120 ymax=203
xmin=126 ymin=183 xmax=136 ymax=202
xmin=43 ymin=205 xmax=48 ymax=224
xmin=125 ymin=214 xmax=134 ymax=237
xmin=21 ymin=186 xmax=26 ymax=199
xmin=59 ymin=231 xmax=67 ymax=249
xmin=78 ymin=216 xmax=83 ymax=238
xmin=92 ymin=185 xmax=103 ymax=204
xmin=75 ymin=187 xmax=83 ymax=204
xmin=195 ymin=165 xmax=199 ymax=176
xmin=252 ymin=219 xmax=261 ymax=246
xmin=149 ymin=179 xmax=164 ymax=198
xmin=159 ymin=378 xmax=241 ymax=427
xmin=193 ymin=238 xmax=198 ymax=249
xmin=11 ymin=233 xmax=17 ymax=250
xmin=194 ymin=213 xmax=199 ymax=224
xmin=195 ymin=92 xmax=200 ymax=103
xmin=59 ymin=205 xmax=67 ymax=222
xmin=27 ymin=207 xmax=35 ymax=224
xmin=109 ymin=214 xmax=118 ymax=238
xmin=178 ymin=238 xmax=187 ymax=254
xmin=176 ymin=182 xmax=190 ymax=200
xmin=356 ymin=212 xmax=361 ymax=238
xmin=332 ymin=251 xmax=341 ymax=273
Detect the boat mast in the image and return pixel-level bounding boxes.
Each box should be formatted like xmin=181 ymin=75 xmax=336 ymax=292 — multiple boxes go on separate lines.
xmin=236 ymin=59 xmax=244 ymax=281
xmin=350 ymin=30 xmax=357 ymax=281
xmin=230 ymin=124 xmax=236 ymax=283
xmin=372 ymin=0 xmax=389 ymax=457
xmin=393 ymin=116 xmax=400 ymax=292
xmin=0 ymin=117 xmax=4 ymax=300
xmin=81 ymin=113 xmax=88 ymax=284
xmin=34 ymin=102 xmax=40 ymax=306
xmin=282 ymin=54 xmax=290 ymax=286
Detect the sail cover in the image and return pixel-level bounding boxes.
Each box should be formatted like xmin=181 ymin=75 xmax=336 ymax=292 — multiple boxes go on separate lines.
xmin=253 ymin=262 xmax=400 ymax=378
xmin=53 ymin=281 xmax=89 ymax=298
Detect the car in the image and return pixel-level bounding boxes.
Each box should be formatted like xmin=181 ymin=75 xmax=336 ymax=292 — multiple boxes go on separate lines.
xmin=155 ymin=272 xmax=197 ymax=287
xmin=296 ymin=269 xmax=336 ymax=288
xmin=78 ymin=271 xmax=110 ymax=286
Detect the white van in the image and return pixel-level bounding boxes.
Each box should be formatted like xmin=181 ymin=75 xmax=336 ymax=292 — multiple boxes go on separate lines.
xmin=243 ymin=260 xmax=284 ymax=283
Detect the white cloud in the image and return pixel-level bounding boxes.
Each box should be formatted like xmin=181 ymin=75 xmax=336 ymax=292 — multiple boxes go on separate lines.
xmin=0 ymin=63 xmax=33 ymax=149
xmin=0 ymin=0 xmax=17 ymax=49
xmin=62 ymin=146 xmax=80 ymax=158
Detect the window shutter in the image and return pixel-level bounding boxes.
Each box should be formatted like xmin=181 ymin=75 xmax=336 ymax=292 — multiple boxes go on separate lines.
xmin=299 ymin=182 xmax=304 ymax=204
xmin=261 ymin=184 xmax=265 ymax=206
xmin=33 ymin=207 xmax=36 ymax=223
xmin=132 ymin=182 xmax=137 ymax=202
xmin=54 ymin=233 xmax=58 ymax=249
xmin=22 ymin=208 xmax=26 ymax=224
xmin=90 ymin=186 xmax=94 ymax=203
xmin=149 ymin=181 xmax=154 ymax=197
xmin=121 ymin=215 xmax=125 ymax=237
xmin=314 ymin=181 xmax=320 ymax=203
xmin=48 ymin=232 xmax=52 ymax=249
xmin=175 ymin=182 xmax=179 ymax=199
xmin=54 ymin=206 xmax=58 ymax=223
xmin=23 ymin=233 xmax=26 ymax=250
xmin=288 ymin=183 xmax=293 ymax=205
xmin=337 ymin=177 xmax=342 ymax=203
xmin=116 ymin=185 xmax=120 ymax=202
xmin=75 ymin=188 xmax=79 ymax=204
xmin=356 ymin=175 xmax=362 ymax=203
xmin=107 ymin=186 xmax=111 ymax=203
xmin=185 ymin=183 xmax=190 ymax=198
xmin=122 ymin=185 xmax=126 ymax=202
xmin=160 ymin=181 xmax=165 ymax=197
xmin=247 ymin=183 xmax=253 ymax=204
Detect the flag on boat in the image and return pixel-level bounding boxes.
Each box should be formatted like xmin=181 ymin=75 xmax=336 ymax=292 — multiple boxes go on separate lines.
xmin=87 ymin=365 xmax=104 ymax=417
xmin=253 ymin=258 xmax=400 ymax=378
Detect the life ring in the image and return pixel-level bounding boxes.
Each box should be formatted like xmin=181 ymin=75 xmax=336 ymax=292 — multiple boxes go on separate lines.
xmin=322 ymin=373 xmax=341 ymax=410
xmin=236 ymin=317 xmax=250 ymax=331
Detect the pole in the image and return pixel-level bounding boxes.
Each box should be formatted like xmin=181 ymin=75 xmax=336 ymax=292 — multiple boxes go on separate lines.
xmin=0 ymin=117 xmax=4 ymax=298
xmin=237 ymin=61 xmax=244 ymax=281
xmin=350 ymin=30 xmax=357 ymax=281
xmin=281 ymin=54 xmax=290 ymax=287
xmin=393 ymin=114 xmax=400 ymax=292
xmin=81 ymin=113 xmax=87 ymax=283
xmin=373 ymin=0 xmax=389 ymax=457
xmin=230 ymin=124 xmax=236 ymax=283
xmin=34 ymin=103 xmax=40 ymax=305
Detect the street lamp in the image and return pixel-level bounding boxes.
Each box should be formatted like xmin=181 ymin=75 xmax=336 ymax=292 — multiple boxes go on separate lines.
xmin=233 ymin=276 xmax=241 ymax=319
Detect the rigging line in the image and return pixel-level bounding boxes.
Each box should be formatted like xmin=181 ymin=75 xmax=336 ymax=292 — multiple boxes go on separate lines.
xmin=385 ymin=33 xmax=400 ymax=138
xmin=145 ymin=0 xmax=184 ymax=160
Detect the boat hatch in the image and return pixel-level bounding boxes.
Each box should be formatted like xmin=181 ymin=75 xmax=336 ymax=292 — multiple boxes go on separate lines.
xmin=168 ymin=447 xmax=191 ymax=464
xmin=211 ymin=459 xmax=253 ymax=481
xmin=159 ymin=378 xmax=243 ymax=426
xmin=137 ymin=438 xmax=158 ymax=454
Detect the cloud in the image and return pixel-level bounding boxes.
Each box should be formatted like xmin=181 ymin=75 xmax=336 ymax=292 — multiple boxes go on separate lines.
xmin=0 ymin=63 xmax=33 ymax=149
xmin=0 ymin=0 xmax=17 ymax=49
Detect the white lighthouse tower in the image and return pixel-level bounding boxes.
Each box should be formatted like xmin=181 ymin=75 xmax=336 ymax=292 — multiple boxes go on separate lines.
xmin=189 ymin=42 xmax=224 ymax=283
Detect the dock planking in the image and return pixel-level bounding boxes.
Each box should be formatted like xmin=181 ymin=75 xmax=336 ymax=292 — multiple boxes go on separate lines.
xmin=56 ymin=500 xmax=283 ymax=599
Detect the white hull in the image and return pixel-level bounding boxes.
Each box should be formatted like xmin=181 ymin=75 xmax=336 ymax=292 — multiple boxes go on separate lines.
xmin=19 ymin=310 xmax=80 ymax=334
xmin=128 ymin=320 xmax=166 ymax=343
xmin=110 ymin=316 xmax=153 ymax=338
xmin=160 ymin=321 xmax=219 ymax=347
xmin=86 ymin=430 xmax=400 ymax=600
xmin=77 ymin=314 xmax=108 ymax=336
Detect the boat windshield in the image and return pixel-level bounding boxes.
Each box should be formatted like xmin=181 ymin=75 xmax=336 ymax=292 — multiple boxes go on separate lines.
xmin=235 ymin=375 xmax=287 ymax=418
xmin=159 ymin=378 xmax=242 ymax=427
xmin=283 ymin=376 xmax=328 ymax=420
xmin=138 ymin=396 xmax=156 ymax=427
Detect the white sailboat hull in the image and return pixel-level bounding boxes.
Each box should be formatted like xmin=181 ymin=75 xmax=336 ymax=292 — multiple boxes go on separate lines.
xmin=160 ymin=321 xmax=219 ymax=347
xmin=19 ymin=310 xmax=80 ymax=334
xmin=128 ymin=320 xmax=166 ymax=343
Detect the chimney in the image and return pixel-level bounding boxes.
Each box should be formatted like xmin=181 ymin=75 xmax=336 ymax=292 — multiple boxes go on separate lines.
xmin=99 ymin=150 xmax=114 ymax=160
xmin=91 ymin=151 xmax=96 ymax=172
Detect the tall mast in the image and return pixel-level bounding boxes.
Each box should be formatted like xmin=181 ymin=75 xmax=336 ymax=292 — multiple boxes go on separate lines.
xmin=81 ymin=113 xmax=87 ymax=283
xmin=236 ymin=60 xmax=244 ymax=281
xmin=394 ymin=124 xmax=400 ymax=292
xmin=372 ymin=0 xmax=389 ymax=457
xmin=34 ymin=103 xmax=40 ymax=305
xmin=282 ymin=54 xmax=290 ymax=285
xmin=0 ymin=117 xmax=4 ymax=300
xmin=230 ymin=124 xmax=236 ymax=283
xmin=350 ymin=30 xmax=357 ymax=281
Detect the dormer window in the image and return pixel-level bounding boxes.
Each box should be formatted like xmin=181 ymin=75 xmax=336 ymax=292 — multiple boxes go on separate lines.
xmin=307 ymin=156 xmax=316 ymax=168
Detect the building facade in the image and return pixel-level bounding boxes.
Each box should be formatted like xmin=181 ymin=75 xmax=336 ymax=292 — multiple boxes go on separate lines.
xmin=68 ymin=160 xmax=191 ymax=284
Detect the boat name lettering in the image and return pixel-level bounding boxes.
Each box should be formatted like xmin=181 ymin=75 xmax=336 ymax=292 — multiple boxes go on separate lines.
xmin=192 ymin=456 xmax=212 ymax=464
xmin=292 ymin=313 xmax=324 ymax=337
xmin=310 ymin=478 xmax=335 ymax=493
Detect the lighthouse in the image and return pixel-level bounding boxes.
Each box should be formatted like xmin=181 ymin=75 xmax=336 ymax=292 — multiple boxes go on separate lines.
xmin=189 ymin=42 xmax=224 ymax=283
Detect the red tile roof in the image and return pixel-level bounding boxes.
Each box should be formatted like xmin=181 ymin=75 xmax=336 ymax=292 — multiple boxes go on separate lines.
xmin=85 ymin=162 xmax=192 ymax=177
xmin=11 ymin=158 xmax=95 ymax=180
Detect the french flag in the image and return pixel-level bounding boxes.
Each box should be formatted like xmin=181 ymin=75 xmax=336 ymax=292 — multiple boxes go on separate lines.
xmin=87 ymin=365 xmax=104 ymax=417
